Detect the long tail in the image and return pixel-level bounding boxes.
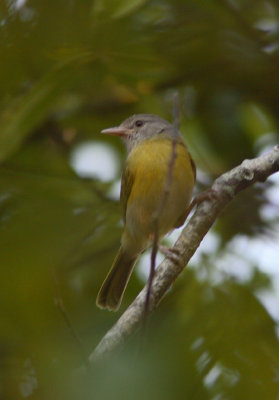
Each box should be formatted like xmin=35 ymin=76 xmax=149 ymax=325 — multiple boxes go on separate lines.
xmin=96 ymin=246 xmax=138 ymax=311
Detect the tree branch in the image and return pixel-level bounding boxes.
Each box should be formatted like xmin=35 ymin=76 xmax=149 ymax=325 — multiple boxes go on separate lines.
xmin=90 ymin=145 xmax=279 ymax=362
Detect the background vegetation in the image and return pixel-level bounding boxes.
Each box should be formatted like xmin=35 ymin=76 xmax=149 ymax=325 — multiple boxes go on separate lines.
xmin=1 ymin=0 xmax=279 ymax=399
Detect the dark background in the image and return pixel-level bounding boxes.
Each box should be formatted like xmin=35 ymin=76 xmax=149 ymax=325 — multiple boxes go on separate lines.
xmin=1 ymin=1 xmax=279 ymax=399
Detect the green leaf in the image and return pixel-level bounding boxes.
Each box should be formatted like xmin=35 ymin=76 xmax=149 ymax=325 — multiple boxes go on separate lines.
xmin=0 ymin=56 xmax=89 ymax=163
xmin=92 ymin=0 xmax=147 ymax=19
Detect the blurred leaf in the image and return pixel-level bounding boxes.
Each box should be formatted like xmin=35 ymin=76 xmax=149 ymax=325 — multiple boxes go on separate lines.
xmin=1 ymin=0 xmax=279 ymax=398
xmin=0 ymin=58 xmax=87 ymax=163
xmin=92 ymin=0 xmax=148 ymax=19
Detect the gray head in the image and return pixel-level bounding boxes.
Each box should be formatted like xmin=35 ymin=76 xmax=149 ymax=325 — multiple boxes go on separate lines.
xmin=101 ymin=114 xmax=177 ymax=153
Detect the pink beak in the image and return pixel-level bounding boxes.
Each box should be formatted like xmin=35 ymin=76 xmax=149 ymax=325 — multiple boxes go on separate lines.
xmin=101 ymin=126 xmax=132 ymax=137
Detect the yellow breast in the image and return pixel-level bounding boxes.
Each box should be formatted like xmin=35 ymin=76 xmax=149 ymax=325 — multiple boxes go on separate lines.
xmin=122 ymin=136 xmax=195 ymax=250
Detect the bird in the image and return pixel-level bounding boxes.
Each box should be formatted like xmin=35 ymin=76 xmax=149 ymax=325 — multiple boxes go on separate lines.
xmin=96 ymin=114 xmax=196 ymax=311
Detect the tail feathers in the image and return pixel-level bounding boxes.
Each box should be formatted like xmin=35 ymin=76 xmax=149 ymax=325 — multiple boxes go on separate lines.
xmin=96 ymin=247 xmax=137 ymax=311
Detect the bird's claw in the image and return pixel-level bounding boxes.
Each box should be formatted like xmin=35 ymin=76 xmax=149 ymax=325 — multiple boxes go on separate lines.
xmin=159 ymin=246 xmax=181 ymax=264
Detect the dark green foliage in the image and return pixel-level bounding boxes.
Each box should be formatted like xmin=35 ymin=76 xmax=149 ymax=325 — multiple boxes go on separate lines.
xmin=1 ymin=0 xmax=279 ymax=399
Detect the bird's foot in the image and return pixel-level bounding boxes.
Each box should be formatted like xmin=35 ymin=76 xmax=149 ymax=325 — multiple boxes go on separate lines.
xmin=193 ymin=188 xmax=218 ymax=205
xmin=159 ymin=246 xmax=181 ymax=264
xmin=183 ymin=188 xmax=218 ymax=220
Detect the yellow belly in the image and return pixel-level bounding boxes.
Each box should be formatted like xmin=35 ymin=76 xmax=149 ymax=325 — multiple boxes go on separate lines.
xmin=122 ymin=137 xmax=195 ymax=252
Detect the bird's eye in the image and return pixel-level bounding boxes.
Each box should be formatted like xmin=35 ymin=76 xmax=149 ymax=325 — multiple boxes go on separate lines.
xmin=135 ymin=120 xmax=143 ymax=127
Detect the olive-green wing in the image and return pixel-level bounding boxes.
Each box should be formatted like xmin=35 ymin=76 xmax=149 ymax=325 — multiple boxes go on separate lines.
xmin=189 ymin=153 xmax=196 ymax=181
xmin=120 ymin=163 xmax=134 ymax=223
xmin=174 ymin=150 xmax=196 ymax=228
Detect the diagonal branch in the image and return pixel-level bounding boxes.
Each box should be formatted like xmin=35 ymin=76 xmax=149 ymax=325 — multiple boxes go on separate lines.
xmin=90 ymin=145 xmax=279 ymax=362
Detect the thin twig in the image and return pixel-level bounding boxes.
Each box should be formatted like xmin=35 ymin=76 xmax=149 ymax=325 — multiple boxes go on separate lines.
xmin=143 ymin=94 xmax=180 ymax=321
